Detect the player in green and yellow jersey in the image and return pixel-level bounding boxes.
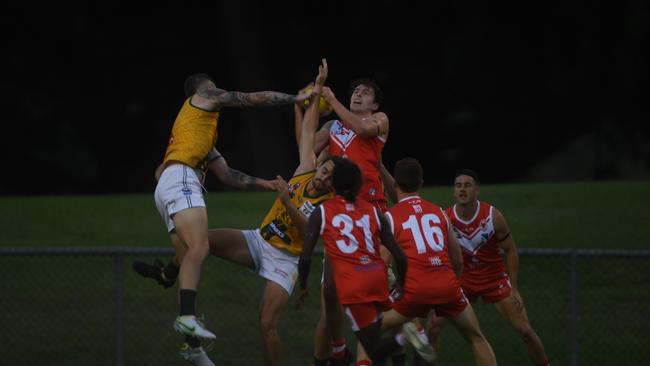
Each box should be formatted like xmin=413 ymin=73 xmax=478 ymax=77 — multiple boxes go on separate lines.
xmin=153 ymin=71 xmax=312 ymax=349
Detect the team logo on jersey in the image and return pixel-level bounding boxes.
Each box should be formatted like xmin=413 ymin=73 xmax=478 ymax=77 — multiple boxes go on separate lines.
xmin=369 ymin=188 xmax=376 ymax=196
xmin=299 ymin=201 xmax=317 ymax=216
xmin=412 ymin=204 xmax=423 ymax=213
xmin=334 ymin=122 xmax=351 ymax=136
xmin=429 ymin=256 xmax=442 ymax=266
xmin=260 ymin=220 xmax=291 ymax=244
xmin=359 ymin=255 xmax=371 ymax=265
xmin=330 ymin=121 xmax=357 ymax=150
xmin=181 ymin=187 xmax=192 ymax=196
xmin=288 ymin=182 xmax=300 ymax=199
xmin=480 ymin=217 xmax=490 ymax=230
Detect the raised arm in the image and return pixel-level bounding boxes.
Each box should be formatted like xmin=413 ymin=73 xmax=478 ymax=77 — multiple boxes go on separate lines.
xmin=294 ymin=103 xmax=304 ymax=148
xmin=494 ymin=208 xmax=519 ymax=291
xmin=321 ymin=87 xmax=389 ymax=139
xmin=294 ymin=83 xmax=315 ymax=148
xmin=295 ymin=58 xmax=328 ymax=175
xmin=192 ymin=87 xmax=313 ymax=111
xmin=206 ymin=148 xmax=276 ymax=191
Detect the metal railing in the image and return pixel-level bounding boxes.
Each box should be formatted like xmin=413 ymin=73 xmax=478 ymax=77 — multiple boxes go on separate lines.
xmin=2 ymin=247 xmax=649 ymax=366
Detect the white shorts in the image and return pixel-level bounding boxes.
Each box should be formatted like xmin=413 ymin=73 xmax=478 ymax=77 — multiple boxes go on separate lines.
xmin=243 ymin=229 xmax=299 ymax=295
xmin=154 ymin=164 xmax=206 ymax=232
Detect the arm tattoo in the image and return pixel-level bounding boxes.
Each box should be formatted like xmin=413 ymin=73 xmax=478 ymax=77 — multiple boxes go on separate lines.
xmin=225 ymin=168 xmax=263 ymax=189
xmin=199 ymin=89 xmax=296 ymax=107
xmin=237 ymin=91 xmax=296 ymax=107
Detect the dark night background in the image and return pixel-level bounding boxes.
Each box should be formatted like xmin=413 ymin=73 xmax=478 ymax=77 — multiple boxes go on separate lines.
xmin=3 ymin=1 xmax=649 ymax=195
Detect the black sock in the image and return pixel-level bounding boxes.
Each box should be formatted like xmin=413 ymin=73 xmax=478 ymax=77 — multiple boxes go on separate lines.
xmin=391 ymin=353 xmax=405 ymax=366
xmin=163 ymin=261 xmax=180 ymax=280
xmin=179 ymin=289 xmax=196 ymax=316
xmin=185 ymin=335 xmax=201 ymax=348
xmin=314 ymin=357 xmax=328 ymax=366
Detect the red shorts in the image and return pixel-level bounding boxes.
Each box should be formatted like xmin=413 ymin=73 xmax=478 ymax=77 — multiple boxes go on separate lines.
xmin=343 ymin=299 xmax=392 ymax=331
xmin=392 ymin=290 xmax=468 ymax=319
xmin=462 ymin=276 xmax=512 ymax=303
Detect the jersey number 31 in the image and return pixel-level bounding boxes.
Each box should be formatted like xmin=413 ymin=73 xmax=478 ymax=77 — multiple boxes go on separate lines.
xmin=332 ymin=214 xmax=375 ymax=254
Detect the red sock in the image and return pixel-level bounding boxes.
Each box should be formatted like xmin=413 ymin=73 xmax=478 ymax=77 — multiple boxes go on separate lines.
xmin=331 ymin=339 xmax=346 ymax=360
xmin=356 ymin=360 xmax=372 ymax=366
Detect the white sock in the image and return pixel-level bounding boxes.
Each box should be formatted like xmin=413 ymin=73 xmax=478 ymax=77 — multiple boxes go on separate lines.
xmin=395 ymin=332 xmax=407 ymax=346
xmin=419 ymin=328 xmax=429 ymax=342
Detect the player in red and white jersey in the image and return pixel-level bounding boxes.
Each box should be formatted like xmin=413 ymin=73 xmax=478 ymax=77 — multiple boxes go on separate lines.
xmin=379 ymin=158 xmax=496 ymax=366
xmin=446 ymin=197 xmax=508 ymax=299
xmin=303 ymin=78 xmax=396 ymax=365
xmin=314 ymin=78 xmax=389 ymax=212
xmin=297 ymin=157 xmax=413 ymax=366
xmin=429 ymin=169 xmax=549 ymax=366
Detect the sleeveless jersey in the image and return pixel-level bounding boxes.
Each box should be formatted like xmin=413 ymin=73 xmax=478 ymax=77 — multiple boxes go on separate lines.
xmin=259 ymin=171 xmax=331 ymax=255
xmin=385 ymin=196 xmax=459 ymax=302
xmin=328 ymin=120 xmax=386 ymax=204
xmin=163 ymin=98 xmax=220 ymax=172
xmin=319 ymin=196 xmax=388 ymax=304
xmin=445 ymin=201 xmax=507 ymax=286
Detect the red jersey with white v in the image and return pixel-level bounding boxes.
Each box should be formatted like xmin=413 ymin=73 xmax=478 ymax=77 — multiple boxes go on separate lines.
xmin=445 ymin=201 xmax=506 ymax=287
xmin=320 ymin=195 xmax=389 ymax=305
xmin=386 ymin=196 xmax=460 ymax=303
xmin=329 ymin=120 xmax=386 ymax=203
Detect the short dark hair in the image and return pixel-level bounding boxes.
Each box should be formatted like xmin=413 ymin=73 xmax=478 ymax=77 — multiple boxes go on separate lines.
xmin=330 ymin=157 xmax=362 ymax=202
xmin=184 ymin=73 xmax=214 ymax=97
xmin=394 ymin=157 xmax=423 ymax=193
xmin=349 ymin=78 xmax=383 ymax=107
xmin=454 ymin=169 xmax=480 ymax=184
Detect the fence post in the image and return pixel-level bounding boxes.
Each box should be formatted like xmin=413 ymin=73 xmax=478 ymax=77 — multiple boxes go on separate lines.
xmin=569 ymin=250 xmax=578 ymax=366
xmin=115 ymin=252 xmax=125 ymax=366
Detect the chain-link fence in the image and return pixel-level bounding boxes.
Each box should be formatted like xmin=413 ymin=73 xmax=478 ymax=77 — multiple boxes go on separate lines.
xmin=1 ymin=248 xmax=649 ymax=366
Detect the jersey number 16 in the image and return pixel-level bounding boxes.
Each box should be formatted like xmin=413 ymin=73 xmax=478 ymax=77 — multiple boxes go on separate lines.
xmin=402 ymin=214 xmax=445 ymax=254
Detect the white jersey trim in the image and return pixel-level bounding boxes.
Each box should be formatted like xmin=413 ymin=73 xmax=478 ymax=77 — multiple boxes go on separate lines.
xmin=453 ymin=200 xmax=482 ymax=225
xmin=373 ymin=207 xmax=382 ymax=230
xmin=398 ymin=195 xmax=420 ymax=203
xmin=319 ymin=205 xmax=326 ymax=236
xmin=385 ymin=211 xmax=395 ymax=234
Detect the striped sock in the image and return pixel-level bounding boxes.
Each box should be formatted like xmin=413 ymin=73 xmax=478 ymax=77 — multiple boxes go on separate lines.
xmin=331 ymin=339 xmax=347 ymax=360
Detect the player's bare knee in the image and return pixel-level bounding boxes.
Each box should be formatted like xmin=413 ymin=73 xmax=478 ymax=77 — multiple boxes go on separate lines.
xmin=259 ymin=312 xmax=278 ymax=335
xmin=464 ymin=327 xmax=486 ymax=344
xmin=515 ymin=325 xmax=537 ymax=342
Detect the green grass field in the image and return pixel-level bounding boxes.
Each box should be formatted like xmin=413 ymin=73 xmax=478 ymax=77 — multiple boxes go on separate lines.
xmin=1 ymin=181 xmax=649 ymax=365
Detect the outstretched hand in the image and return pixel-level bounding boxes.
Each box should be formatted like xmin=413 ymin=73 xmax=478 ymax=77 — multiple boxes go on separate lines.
xmin=272 ymin=175 xmax=290 ymax=204
xmin=258 ymin=178 xmax=280 ymax=191
xmin=295 ymin=82 xmax=315 ymax=108
xmin=295 ymin=87 xmax=314 ymax=104
xmin=315 ymin=58 xmax=328 ymax=88
xmin=321 ymin=86 xmax=335 ymax=102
